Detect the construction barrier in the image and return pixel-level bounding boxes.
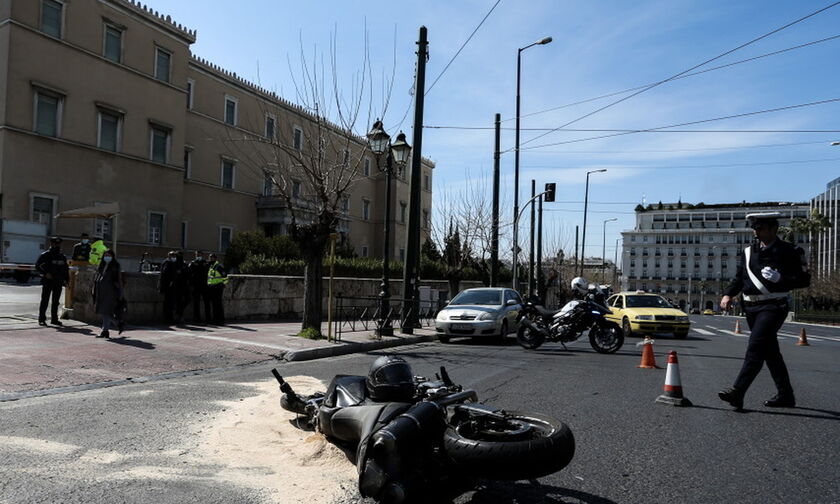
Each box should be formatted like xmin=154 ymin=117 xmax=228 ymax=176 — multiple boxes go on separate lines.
xmin=656 ymin=351 xmax=692 ymax=407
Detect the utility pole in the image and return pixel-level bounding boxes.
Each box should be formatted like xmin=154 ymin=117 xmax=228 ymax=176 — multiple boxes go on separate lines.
xmin=401 ymin=26 xmax=428 ymax=334
xmin=574 ymin=225 xmax=579 ymax=275
xmin=536 ymin=194 xmax=543 ymax=301
xmin=491 ymin=113 xmax=500 ymax=287
xmin=529 ymin=180 xmax=536 ymax=298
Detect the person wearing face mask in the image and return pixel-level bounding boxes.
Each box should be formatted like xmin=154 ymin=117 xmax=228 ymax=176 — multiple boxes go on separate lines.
xmin=718 ymin=212 xmax=811 ymax=411
xmin=92 ymin=250 xmax=123 ymax=338
xmin=88 ymin=237 xmax=108 ymax=266
xmin=158 ymin=250 xmax=187 ymax=324
xmin=72 ymin=233 xmax=92 ymax=263
xmin=35 ymin=237 xmax=69 ymax=326
xmin=188 ymin=250 xmax=211 ymax=323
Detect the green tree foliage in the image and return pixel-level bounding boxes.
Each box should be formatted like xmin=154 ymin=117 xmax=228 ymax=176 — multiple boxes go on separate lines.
xmin=225 ymin=230 xmax=300 ymax=270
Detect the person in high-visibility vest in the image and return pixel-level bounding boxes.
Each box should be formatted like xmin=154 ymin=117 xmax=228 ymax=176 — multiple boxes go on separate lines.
xmin=88 ymin=239 xmax=108 ymax=266
xmin=206 ymin=253 xmax=229 ymax=325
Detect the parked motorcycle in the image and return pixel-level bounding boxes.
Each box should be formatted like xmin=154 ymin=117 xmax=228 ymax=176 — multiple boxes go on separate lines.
xmin=272 ymin=355 xmax=575 ymax=503
xmin=516 ymin=278 xmax=624 ymax=353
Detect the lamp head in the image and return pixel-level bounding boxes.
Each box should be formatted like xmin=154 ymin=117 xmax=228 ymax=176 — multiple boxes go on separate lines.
xmin=366 ymin=119 xmax=390 ymax=155
xmin=538 ymin=36 xmax=553 ymax=45
xmin=390 ymin=132 xmax=411 ymax=166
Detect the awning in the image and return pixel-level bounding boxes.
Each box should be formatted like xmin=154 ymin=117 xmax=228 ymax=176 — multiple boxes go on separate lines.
xmin=54 ymin=202 xmax=120 ymax=219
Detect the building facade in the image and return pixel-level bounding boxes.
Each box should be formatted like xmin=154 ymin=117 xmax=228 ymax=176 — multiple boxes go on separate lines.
xmin=810 ymin=178 xmax=839 ymax=277
xmin=620 ymin=202 xmax=809 ymax=311
xmin=0 ymin=0 xmax=433 ymax=268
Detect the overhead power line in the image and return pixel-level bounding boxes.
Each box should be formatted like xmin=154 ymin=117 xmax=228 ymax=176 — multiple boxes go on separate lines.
xmin=516 ymin=1 xmax=840 ymax=150
xmin=503 ymin=33 xmax=840 ymax=123
xmin=521 ymin=156 xmax=840 ymax=171
xmin=520 ymin=97 xmax=840 ymax=150
xmin=425 ymin=125 xmax=840 ymax=134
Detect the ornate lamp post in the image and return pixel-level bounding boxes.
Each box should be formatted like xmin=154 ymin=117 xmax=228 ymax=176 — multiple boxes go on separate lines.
xmin=367 ymin=120 xmax=411 ymax=337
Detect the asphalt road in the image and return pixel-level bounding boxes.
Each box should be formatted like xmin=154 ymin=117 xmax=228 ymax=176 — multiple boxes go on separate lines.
xmin=2 ymin=315 xmax=839 ymax=503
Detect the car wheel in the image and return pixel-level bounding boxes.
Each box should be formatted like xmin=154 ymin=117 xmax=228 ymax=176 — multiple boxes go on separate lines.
xmin=438 ymin=335 xmax=450 ymax=343
xmin=622 ymin=317 xmax=633 ymax=338
xmin=496 ymin=320 xmax=508 ymax=345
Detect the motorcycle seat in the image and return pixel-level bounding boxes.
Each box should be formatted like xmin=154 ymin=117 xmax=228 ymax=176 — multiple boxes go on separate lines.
xmin=534 ymin=305 xmax=558 ymax=318
xmin=322 ymin=402 xmax=412 ymax=447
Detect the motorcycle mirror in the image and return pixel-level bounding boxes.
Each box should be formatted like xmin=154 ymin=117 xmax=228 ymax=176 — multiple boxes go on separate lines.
xmin=440 ymin=366 xmax=454 ymax=386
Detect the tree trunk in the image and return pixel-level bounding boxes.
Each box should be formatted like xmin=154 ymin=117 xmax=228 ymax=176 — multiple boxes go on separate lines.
xmin=302 ymin=253 xmax=324 ymax=333
xmin=448 ymin=277 xmax=461 ymax=299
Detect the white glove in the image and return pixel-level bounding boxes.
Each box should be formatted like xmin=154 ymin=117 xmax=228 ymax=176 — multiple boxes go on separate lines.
xmin=761 ymin=267 xmax=781 ymax=283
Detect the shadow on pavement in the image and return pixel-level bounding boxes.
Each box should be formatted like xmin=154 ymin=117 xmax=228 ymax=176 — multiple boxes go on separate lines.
xmin=107 ymin=336 xmax=156 ymax=350
xmin=690 ymin=403 xmax=840 ymax=421
xmin=220 ymin=324 xmax=258 ymax=332
xmin=452 ymin=480 xmax=619 ymax=504
xmin=56 ymin=326 xmax=96 ymax=336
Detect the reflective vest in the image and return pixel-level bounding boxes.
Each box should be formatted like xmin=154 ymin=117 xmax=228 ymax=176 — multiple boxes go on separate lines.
xmin=88 ymin=240 xmax=108 ymax=266
xmin=207 ymin=262 xmax=229 ymax=286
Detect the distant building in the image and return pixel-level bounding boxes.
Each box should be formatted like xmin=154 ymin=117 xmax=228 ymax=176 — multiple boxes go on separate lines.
xmin=811 ymin=181 xmax=839 ymax=276
xmin=620 ymin=202 xmax=810 ymax=311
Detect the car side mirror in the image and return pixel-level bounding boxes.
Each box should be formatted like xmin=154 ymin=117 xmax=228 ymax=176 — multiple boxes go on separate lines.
xmin=506 ymin=299 xmax=517 ymax=306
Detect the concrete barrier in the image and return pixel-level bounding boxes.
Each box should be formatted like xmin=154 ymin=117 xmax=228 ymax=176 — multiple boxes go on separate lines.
xmin=69 ymin=266 xmax=484 ymax=325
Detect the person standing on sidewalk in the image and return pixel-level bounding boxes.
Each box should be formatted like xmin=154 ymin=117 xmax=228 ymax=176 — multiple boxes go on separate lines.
xmin=35 ymin=237 xmax=69 ymax=326
xmin=718 ymin=212 xmax=811 ymax=410
xmin=71 ymin=233 xmax=91 ymax=263
xmin=206 ymin=253 xmax=229 ymax=325
xmin=92 ymin=250 xmax=123 ymax=338
xmin=188 ymin=250 xmax=211 ymax=323
xmin=158 ymin=250 xmax=187 ymax=324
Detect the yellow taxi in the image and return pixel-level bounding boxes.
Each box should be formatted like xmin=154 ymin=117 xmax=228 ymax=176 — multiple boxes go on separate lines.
xmin=605 ymin=291 xmax=690 ymax=339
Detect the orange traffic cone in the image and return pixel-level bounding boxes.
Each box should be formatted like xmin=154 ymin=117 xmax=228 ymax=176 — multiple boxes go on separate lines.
xmin=796 ymin=328 xmax=810 ymax=346
xmin=656 ymin=351 xmax=693 ymax=407
xmin=637 ymin=336 xmax=661 ymax=369
xmin=734 ymin=320 xmax=742 ymax=334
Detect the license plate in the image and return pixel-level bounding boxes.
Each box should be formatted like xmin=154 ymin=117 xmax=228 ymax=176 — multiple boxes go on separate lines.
xmin=451 ymin=323 xmax=472 ymax=330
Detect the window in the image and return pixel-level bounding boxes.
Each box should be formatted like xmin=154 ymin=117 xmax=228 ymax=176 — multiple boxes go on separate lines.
xmin=424 ymin=173 xmax=430 ymax=190
xmin=363 ymin=157 xmax=371 ymax=176
xmin=263 ymin=172 xmax=274 ymax=196
xmin=423 ymin=209 xmax=429 ymax=229
xmin=155 ymin=47 xmax=171 ymax=83
xmin=265 ymin=114 xmax=276 ymax=140
xmin=97 ymin=109 xmax=122 ymax=152
xmin=186 ymin=79 xmax=194 ymax=109
xmin=94 ymin=215 xmax=112 ymax=241
xmin=184 ymin=148 xmax=192 ymax=179
xmin=103 ymin=24 xmax=123 ymax=63
xmin=180 ymin=221 xmax=188 ymax=249
xmin=292 ymin=180 xmax=301 ymax=198
xmin=221 ymin=159 xmax=235 ymax=189
xmin=342 ymin=149 xmax=350 ymax=167
xmin=219 ymin=227 xmax=233 ymax=252
xmin=361 ymin=246 xmax=369 ymax=258
xmin=293 ymin=126 xmax=303 ymax=150
xmin=31 ymin=195 xmax=56 ymax=235
xmin=40 ymin=0 xmax=63 ymax=38
xmin=148 ymin=212 xmax=165 ymax=245
xmin=399 ymin=248 xmax=405 ymax=262
xmin=224 ymin=95 xmax=238 ymax=125
xmin=362 ymin=199 xmax=371 ymax=220
xmin=150 ymin=125 xmax=170 ymax=163
xmin=400 ymin=202 xmax=407 ymax=224
xmin=34 ymin=90 xmax=62 ymax=137
xmin=341 ymin=196 xmax=349 ymax=212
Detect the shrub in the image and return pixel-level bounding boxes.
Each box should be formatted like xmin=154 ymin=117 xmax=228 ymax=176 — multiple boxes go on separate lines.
xmin=297 ymin=327 xmax=323 ymax=339
xmin=225 ymin=230 xmax=301 ymax=270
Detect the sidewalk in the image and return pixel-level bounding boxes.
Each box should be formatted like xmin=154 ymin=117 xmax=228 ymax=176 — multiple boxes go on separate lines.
xmin=0 ymin=318 xmax=435 ymax=401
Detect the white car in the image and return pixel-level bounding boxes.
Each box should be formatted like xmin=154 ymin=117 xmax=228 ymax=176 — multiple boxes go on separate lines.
xmin=435 ymin=287 xmax=522 ymax=343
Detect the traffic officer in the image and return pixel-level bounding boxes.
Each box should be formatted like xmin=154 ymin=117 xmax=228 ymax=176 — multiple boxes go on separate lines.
xmin=718 ymin=212 xmax=810 ymax=410
xmin=88 ymin=238 xmax=108 ymax=266
xmin=206 ymin=253 xmax=229 ymax=325
xmin=71 ymin=233 xmax=91 ymax=263
xmin=35 ymin=236 xmax=69 ymax=326
xmin=188 ymin=250 xmax=211 ymax=323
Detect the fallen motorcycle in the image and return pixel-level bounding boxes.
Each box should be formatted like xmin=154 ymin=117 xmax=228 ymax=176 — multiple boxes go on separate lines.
xmin=272 ymin=355 xmax=575 ymax=503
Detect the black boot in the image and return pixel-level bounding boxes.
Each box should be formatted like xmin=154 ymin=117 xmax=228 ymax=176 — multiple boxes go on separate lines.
xmin=718 ymin=387 xmax=744 ymax=410
xmin=764 ymin=394 xmax=795 ymax=408
xmin=97 ymin=330 xmax=110 ymax=339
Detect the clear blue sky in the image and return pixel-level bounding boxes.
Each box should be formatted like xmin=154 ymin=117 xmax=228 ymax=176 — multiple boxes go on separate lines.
xmin=143 ymin=0 xmax=840 ymax=261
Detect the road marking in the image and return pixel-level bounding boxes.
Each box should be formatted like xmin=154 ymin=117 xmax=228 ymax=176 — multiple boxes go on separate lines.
xmin=705 ymin=325 xmax=719 ymax=330
xmin=693 ymin=328 xmax=716 ymax=336
xmin=780 ymin=331 xmax=840 ymax=342
xmin=719 ymin=329 xmax=746 ymax=337
xmin=132 ymin=326 xmax=289 ymax=351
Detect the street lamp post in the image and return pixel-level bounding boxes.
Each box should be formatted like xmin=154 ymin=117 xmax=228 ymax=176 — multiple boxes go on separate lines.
xmin=602 ymin=218 xmax=617 ymax=283
xmin=513 ymin=35 xmax=552 ymax=293
xmin=367 ymin=120 xmax=411 ymax=337
xmin=580 ymin=168 xmax=607 ymax=276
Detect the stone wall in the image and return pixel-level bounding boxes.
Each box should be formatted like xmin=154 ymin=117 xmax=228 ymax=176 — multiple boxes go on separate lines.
xmin=69 ymin=266 xmax=484 ymax=324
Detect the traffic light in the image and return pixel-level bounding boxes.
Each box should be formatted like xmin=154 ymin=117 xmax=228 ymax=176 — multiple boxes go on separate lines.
xmin=544 ymin=183 xmax=556 ymax=202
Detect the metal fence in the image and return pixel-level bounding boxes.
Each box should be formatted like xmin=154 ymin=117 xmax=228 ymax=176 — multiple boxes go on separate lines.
xmin=331 ymin=294 xmax=444 ymax=341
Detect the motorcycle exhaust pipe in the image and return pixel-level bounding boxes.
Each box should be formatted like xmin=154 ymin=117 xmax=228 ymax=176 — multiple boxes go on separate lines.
xmin=272 ymin=368 xmax=308 ymax=415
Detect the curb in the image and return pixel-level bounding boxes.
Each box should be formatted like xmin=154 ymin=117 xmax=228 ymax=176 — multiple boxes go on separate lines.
xmin=283 ymin=334 xmax=434 ymax=362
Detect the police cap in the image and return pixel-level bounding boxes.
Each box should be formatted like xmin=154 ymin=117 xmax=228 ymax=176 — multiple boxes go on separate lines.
xmin=50 ymin=236 xmax=62 ymax=244
xmin=746 ymin=212 xmax=781 ymax=229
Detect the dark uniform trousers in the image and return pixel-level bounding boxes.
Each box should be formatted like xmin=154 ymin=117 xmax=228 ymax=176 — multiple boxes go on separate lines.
xmin=207 ymin=285 xmax=225 ymax=324
xmin=193 ymin=287 xmax=211 ymax=322
xmin=733 ymin=301 xmax=793 ymax=396
xmin=39 ymin=281 xmax=63 ymax=323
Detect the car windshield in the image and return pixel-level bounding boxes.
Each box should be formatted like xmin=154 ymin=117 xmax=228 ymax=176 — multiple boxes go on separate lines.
xmin=450 ymin=290 xmax=502 ymax=306
xmin=625 ymin=295 xmax=672 ymax=308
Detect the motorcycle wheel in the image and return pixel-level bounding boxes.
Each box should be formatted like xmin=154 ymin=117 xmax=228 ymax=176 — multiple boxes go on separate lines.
xmin=589 ymin=321 xmax=624 ymax=354
xmin=516 ymin=323 xmax=545 ymax=350
xmin=443 ymin=411 xmax=575 ymax=480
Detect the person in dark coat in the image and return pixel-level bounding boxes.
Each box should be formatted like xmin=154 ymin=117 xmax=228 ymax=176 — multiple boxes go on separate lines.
xmin=718 ymin=212 xmax=811 ymax=410
xmin=35 ymin=236 xmax=69 ymax=326
xmin=188 ymin=250 xmax=211 ymax=323
xmin=158 ymin=250 xmax=189 ymax=324
xmin=71 ymin=233 xmax=92 ymax=263
xmin=93 ymin=249 xmax=123 ymax=338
